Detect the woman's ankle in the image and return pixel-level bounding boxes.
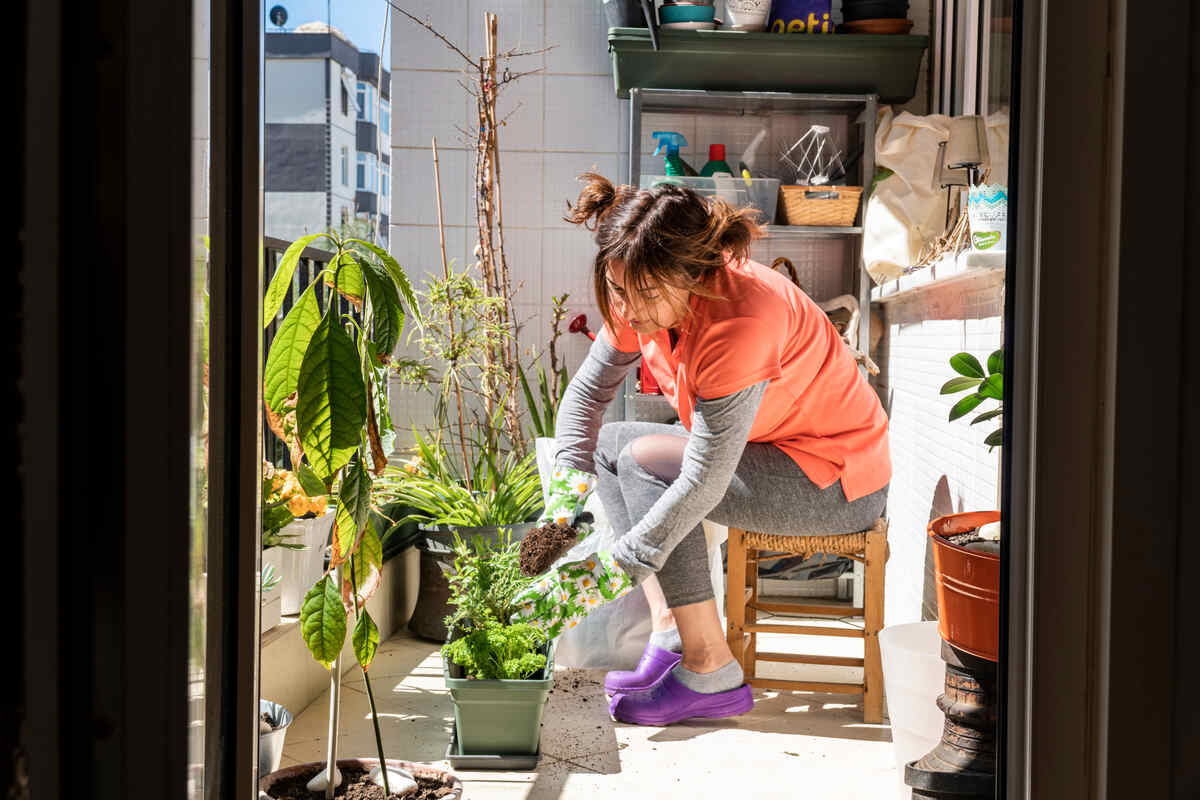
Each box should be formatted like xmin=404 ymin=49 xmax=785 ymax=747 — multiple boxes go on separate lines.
xmin=650 ymin=611 xmax=677 ymax=633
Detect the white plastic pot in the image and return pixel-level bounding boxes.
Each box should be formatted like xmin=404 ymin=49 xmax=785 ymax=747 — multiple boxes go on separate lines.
xmin=279 ymin=515 xmax=334 ymax=615
xmin=879 ymin=622 xmax=946 ymax=799
xmin=262 ymin=546 xmax=284 ymax=633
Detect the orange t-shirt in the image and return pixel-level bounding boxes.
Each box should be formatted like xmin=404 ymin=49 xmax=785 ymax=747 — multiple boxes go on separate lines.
xmin=605 ymin=258 xmax=891 ymax=502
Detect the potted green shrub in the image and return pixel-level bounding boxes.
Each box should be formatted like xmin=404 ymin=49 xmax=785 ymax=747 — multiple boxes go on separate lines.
xmin=930 ymin=350 xmax=1004 ymax=661
xmin=390 ymin=265 xmax=546 ymax=641
xmin=256 ymin=231 xmax=462 ymax=798
xmin=440 ymin=531 xmax=553 ymax=764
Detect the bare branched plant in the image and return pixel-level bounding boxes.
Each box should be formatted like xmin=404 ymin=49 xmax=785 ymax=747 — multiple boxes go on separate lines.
xmin=390 ymin=3 xmax=553 ymax=456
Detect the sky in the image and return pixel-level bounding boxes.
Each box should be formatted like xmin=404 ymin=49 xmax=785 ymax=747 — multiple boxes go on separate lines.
xmin=265 ymin=0 xmax=391 ymax=56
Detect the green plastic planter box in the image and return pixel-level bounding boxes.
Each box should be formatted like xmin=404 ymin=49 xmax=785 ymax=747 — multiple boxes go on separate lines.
xmin=609 ymin=28 xmax=929 ymax=103
xmin=443 ymin=644 xmax=555 ymax=757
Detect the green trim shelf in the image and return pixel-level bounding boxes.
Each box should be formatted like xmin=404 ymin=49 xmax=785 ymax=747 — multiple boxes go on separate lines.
xmin=609 ymin=28 xmax=929 ymax=103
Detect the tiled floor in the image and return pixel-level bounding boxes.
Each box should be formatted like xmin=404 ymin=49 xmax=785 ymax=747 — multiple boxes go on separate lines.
xmin=281 ymin=612 xmax=901 ymax=799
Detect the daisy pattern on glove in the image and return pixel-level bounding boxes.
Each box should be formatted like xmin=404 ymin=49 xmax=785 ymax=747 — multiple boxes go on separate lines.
xmin=539 ymin=464 xmax=597 ymax=528
xmin=511 ymin=550 xmax=634 ymax=639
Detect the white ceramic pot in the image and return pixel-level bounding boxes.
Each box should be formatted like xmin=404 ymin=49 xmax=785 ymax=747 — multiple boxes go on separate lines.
xmin=724 ymin=0 xmax=771 ymax=30
xmin=879 ymin=622 xmax=946 ymax=799
xmin=261 ymin=545 xmax=285 ymax=633
xmin=279 ymin=515 xmax=334 ymax=615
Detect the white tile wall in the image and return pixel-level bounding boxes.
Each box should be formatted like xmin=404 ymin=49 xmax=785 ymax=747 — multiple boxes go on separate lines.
xmin=388 ymin=71 xmax=471 ymax=150
xmin=876 ymin=277 xmax=1003 ymax=626
xmin=390 ymin=147 xmax=470 ymax=227
xmin=391 ymin=0 xmax=472 ymax=72
xmin=545 ymin=0 xmax=611 ymax=75
xmin=467 ymin=0 xmax=546 ymax=65
xmin=544 ymin=74 xmax=622 ymax=152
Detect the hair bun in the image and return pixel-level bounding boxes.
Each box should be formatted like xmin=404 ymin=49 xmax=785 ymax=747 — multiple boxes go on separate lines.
xmin=565 ymin=172 xmax=621 ymax=231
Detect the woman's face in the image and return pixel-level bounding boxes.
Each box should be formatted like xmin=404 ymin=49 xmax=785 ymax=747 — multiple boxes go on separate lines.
xmin=605 ymin=260 xmax=690 ymax=335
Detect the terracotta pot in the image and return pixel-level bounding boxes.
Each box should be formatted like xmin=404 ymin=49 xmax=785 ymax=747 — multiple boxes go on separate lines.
xmin=928 ymin=511 xmax=1001 ymax=662
xmin=259 ymin=758 xmax=463 ymax=798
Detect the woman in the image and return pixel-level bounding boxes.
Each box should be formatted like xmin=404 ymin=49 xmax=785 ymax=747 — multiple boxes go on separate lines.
xmin=516 ymin=174 xmax=891 ymax=726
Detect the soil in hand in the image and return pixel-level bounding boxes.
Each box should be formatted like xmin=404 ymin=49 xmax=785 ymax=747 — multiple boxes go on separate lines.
xmin=519 ymin=523 xmax=580 ymax=576
xmin=266 ymin=767 xmax=456 ymax=800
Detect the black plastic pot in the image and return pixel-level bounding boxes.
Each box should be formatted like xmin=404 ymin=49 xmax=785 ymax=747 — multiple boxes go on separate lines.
xmin=841 ymin=0 xmax=910 ymax=21
xmin=603 ymin=0 xmax=648 ymax=28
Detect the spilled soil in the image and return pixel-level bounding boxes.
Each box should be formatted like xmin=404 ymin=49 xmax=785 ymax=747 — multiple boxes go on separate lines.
xmin=266 ymin=767 xmax=455 ymax=800
xmin=519 ymin=523 xmax=579 ymax=576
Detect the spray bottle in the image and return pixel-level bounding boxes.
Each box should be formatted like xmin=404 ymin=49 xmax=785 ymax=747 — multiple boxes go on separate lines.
xmin=652 ymin=131 xmax=698 ymax=177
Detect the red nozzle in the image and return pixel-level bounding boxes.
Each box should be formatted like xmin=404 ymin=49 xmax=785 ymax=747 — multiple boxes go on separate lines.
xmin=708 ymin=144 xmax=726 ymax=161
xmin=569 ymin=314 xmax=595 ymax=340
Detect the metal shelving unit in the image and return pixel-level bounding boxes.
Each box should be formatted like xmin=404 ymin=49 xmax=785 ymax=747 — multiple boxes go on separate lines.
xmin=621 ymin=88 xmax=879 ymax=422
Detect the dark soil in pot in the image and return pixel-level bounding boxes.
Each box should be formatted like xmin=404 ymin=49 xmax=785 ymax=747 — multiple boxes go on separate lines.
xmin=262 ymin=760 xmax=462 ymax=800
xmin=518 ymin=522 xmax=580 ymax=576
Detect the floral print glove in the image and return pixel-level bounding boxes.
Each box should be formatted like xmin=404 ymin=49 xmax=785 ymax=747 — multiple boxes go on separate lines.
xmin=512 ymin=552 xmax=634 ymax=639
xmin=540 ymin=465 xmax=597 ymax=527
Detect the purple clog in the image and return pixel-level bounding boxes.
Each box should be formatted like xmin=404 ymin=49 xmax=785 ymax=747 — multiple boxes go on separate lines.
xmin=604 ymin=644 xmax=682 ymax=695
xmin=609 ymin=672 xmax=755 ymax=726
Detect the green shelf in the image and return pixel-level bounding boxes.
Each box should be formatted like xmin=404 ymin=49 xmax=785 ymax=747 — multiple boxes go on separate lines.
xmin=609 ymin=28 xmax=928 ymax=103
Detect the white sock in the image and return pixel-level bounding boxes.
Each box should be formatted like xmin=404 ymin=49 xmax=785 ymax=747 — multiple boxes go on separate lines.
xmin=648 ymin=627 xmax=682 ymax=653
xmin=672 ymin=659 xmax=744 ymax=694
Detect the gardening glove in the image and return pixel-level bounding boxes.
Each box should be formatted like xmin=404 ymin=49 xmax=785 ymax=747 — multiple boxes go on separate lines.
xmin=512 ymin=551 xmax=634 ymax=639
xmin=540 ymin=464 xmax=596 ymax=527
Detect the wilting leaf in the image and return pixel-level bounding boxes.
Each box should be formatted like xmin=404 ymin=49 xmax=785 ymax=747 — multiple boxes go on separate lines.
xmin=300 ymin=575 xmax=347 ymax=668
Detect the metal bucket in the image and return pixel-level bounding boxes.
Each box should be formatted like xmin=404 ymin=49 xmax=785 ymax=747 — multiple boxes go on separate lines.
xmin=258 ymin=699 xmax=294 ymax=778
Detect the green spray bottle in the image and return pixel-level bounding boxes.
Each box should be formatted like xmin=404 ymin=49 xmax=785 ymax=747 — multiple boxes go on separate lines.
xmin=652 ymin=131 xmax=698 ymax=177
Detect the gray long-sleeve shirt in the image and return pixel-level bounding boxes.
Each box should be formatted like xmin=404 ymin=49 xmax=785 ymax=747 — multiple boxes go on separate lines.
xmin=555 ymin=331 xmax=765 ymax=582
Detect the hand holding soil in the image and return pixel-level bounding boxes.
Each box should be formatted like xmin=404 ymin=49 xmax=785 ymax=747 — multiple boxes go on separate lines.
xmin=519 ymin=522 xmax=581 ymax=576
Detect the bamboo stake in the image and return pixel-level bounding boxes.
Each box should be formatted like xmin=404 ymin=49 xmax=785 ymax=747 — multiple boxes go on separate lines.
xmin=323 ymin=568 xmax=343 ymax=800
xmin=432 ymin=137 xmax=474 ymax=490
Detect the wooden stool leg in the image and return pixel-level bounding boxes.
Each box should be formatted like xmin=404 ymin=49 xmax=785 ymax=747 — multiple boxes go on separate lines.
xmin=744 ymin=547 xmax=758 ymax=679
xmin=862 ymin=527 xmax=887 ymax=723
xmin=726 ymin=527 xmax=747 ymax=671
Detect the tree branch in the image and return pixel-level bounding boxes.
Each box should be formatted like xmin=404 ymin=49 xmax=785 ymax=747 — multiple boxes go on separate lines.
xmin=386 ymin=1 xmax=477 ymax=67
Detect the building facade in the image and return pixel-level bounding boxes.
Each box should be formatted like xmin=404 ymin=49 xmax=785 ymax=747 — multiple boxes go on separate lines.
xmin=265 ymin=23 xmax=391 ymax=246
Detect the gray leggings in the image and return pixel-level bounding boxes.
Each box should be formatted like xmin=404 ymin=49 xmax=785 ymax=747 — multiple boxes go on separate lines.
xmin=594 ymin=421 xmax=888 ymax=608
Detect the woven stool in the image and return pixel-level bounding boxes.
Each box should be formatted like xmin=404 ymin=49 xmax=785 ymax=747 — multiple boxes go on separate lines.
xmin=725 ymin=518 xmax=889 ymax=723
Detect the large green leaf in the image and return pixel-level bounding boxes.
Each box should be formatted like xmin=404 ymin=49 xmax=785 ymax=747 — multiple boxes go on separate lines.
xmin=263 ymin=284 xmax=321 ymax=413
xmin=348 ymin=239 xmax=421 ymax=324
xmin=352 ymin=610 xmax=379 ymax=669
xmin=940 ymin=376 xmax=982 ymax=395
xmin=987 ymin=349 xmax=1004 ymax=376
xmin=970 ymin=408 xmax=1005 ymax=426
xmin=300 ymin=575 xmax=347 ymax=668
xmin=297 ymin=308 xmax=367 ymax=480
xmin=949 ymin=352 xmax=986 ymax=379
xmin=984 ymin=428 xmax=1004 ymax=448
xmin=333 ymin=459 xmax=372 ymax=562
xmin=264 ymin=233 xmax=330 ymax=327
xmin=324 ymin=251 xmax=365 ymax=307
xmin=949 ymin=393 xmax=985 ymax=422
xmin=294 ymin=461 xmax=329 ymax=496
xmin=360 ymin=258 xmax=405 ymax=360
xmin=979 ymin=373 xmax=1004 ymax=400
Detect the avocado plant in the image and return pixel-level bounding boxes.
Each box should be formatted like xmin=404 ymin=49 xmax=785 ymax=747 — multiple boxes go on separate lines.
xmin=262 ymin=230 xmax=419 ymax=793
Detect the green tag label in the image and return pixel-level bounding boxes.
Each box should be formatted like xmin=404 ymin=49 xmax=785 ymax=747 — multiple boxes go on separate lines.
xmin=973 ymin=231 xmax=1002 ymax=250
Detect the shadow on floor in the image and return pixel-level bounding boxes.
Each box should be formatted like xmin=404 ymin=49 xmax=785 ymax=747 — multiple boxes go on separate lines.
xmin=635 ymin=689 xmax=893 ymax=745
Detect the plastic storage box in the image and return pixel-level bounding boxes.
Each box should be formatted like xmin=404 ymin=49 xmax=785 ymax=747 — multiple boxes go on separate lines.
xmin=640 ymin=174 xmax=781 ymax=223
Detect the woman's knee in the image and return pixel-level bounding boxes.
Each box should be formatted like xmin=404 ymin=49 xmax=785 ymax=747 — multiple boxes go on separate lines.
xmin=629 ymin=434 xmax=687 ymax=482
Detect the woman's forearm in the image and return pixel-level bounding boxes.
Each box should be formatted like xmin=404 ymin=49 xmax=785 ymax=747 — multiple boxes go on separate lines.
xmin=611 ymin=381 xmax=767 ymax=582
xmin=553 ymin=330 xmax=641 ymax=473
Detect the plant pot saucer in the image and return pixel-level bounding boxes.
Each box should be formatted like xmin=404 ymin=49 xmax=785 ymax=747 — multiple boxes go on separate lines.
xmin=445 ymin=723 xmax=541 ymax=771
xmin=259 ymin=758 xmax=463 ymax=799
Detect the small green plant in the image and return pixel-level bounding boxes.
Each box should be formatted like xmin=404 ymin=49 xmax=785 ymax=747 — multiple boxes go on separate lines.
xmin=440 ymin=531 xmax=548 ymax=680
xmin=941 ymin=350 xmax=1004 ymax=450
xmin=518 ymin=293 xmax=570 ymax=439
xmin=387 ymin=431 xmax=543 ymax=528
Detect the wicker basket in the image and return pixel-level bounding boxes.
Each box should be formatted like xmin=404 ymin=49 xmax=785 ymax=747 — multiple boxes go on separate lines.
xmin=779 ymin=185 xmax=863 ymax=227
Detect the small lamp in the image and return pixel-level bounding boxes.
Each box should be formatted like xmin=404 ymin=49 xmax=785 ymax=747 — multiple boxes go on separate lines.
xmin=933 ymin=116 xmax=991 ymax=189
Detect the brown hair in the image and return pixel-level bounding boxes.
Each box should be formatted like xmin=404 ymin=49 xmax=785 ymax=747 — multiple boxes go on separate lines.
xmin=564 ymin=172 xmax=763 ymax=331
